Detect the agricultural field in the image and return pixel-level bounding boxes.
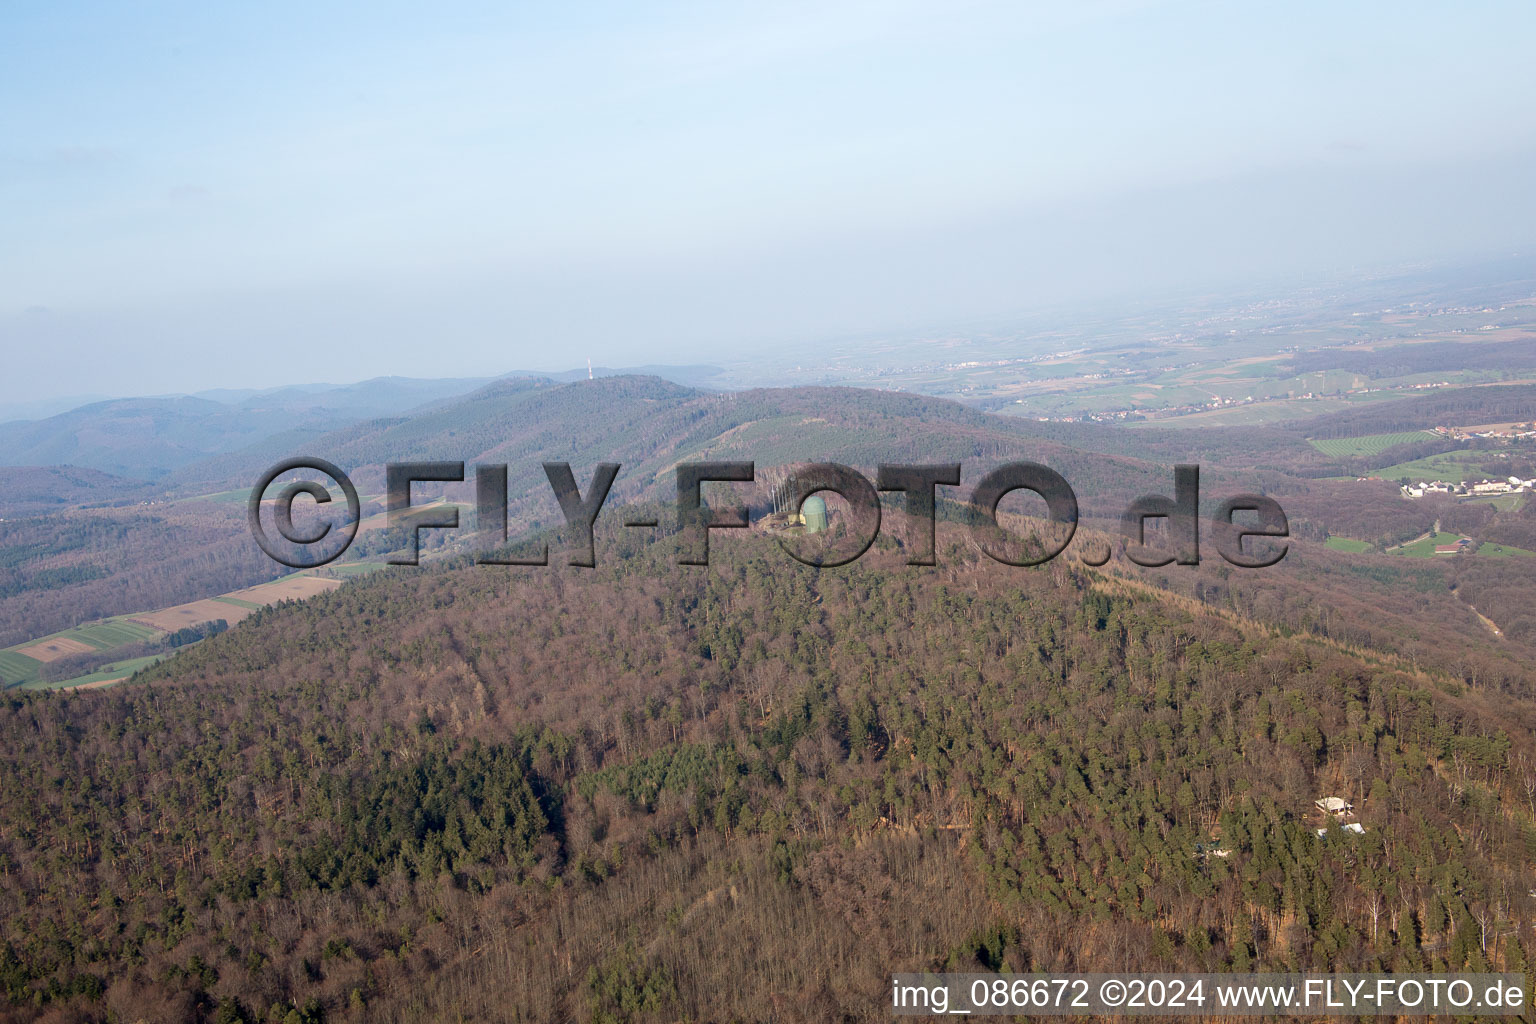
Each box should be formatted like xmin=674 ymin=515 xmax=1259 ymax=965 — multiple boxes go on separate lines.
xmin=130 ymin=598 xmax=255 ymax=632
xmin=20 ymin=653 xmax=168 ymax=691
xmin=1324 ymin=536 xmax=1373 ymax=553
xmin=353 ymin=497 xmax=467 ymax=535
xmin=0 ymin=651 xmax=42 ymax=688
xmin=70 ymin=619 xmax=163 ymax=648
xmin=227 ymin=574 xmax=343 ymax=604
xmin=1308 ymin=431 xmax=1439 ymax=457
xmin=0 ymin=617 xmax=162 ymax=687
xmin=127 ymin=575 xmax=340 ymax=632
xmin=15 ymin=636 xmax=95 ymax=662
xmin=3 ymin=572 xmax=345 ymax=688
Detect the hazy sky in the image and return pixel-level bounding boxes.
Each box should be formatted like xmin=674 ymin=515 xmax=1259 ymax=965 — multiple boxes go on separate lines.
xmin=3 ymin=0 xmax=1535 ymax=403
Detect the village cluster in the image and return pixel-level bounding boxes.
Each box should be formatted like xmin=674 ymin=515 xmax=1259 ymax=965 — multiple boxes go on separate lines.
xmin=1400 ymin=475 xmax=1535 ymax=500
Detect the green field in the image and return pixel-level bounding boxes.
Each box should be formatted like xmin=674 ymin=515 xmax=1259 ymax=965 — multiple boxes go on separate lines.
xmin=214 ymin=595 xmax=263 ymax=610
xmin=1309 ymin=431 xmax=1439 ymax=457
xmin=1 ymin=618 xmax=163 ymax=688
xmin=1477 ymin=542 xmax=1536 ymax=559
xmin=0 ymin=651 xmax=44 ymax=687
xmin=174 ymin=486 xmax=251 ymax=505
xmin=1324 ymin=536 xmax=1373 ymax=553
xmin=1468 ymin=492 xmax=1528 ymax=512
xmin=1391 ymin=531 xmax=1470 ymax=558
xmin=1374 ymin=450 xmax=1493 ymax=484
xmin=19 ymin=653 xmax=169 ymax=691
xmin=323 ymin=561 xmax=389 ymax=577
xmin=69 ymin=619 xmax=162 ymax=649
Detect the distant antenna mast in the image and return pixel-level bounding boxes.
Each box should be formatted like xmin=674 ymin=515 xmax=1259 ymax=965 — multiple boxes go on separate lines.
xmin=587 ymin=357 xmax=593 ymax=380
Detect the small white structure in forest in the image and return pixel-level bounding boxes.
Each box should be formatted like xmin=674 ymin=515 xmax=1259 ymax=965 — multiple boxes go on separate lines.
xmin=1315 ymin=796 xmax=1352 ymax=815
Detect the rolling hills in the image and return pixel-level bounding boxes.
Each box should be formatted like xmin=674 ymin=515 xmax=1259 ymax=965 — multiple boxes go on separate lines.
xmin=5 ymin=376 xmax=1536 ymax=666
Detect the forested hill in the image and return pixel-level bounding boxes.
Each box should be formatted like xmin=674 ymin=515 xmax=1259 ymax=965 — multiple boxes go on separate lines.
xmin=0 ymin=465 xmax=146 ymax=517
xmin=0 ymin=377 xmax=505 ymax=481
xmin=2 ymin=520 xmax=1535 ymax=1022
xmin=0 ymin=396 xmax=315 ymax=480
xmin=166 ymin=375 xmax=1200 ymax=521
xmin=1298 ymin=383 xmax=1536 ymax=438
xmin=173 ymin=375 xmax=1535 ymax=503
xmin=166 ymin=373 xmax=1323 ymax=511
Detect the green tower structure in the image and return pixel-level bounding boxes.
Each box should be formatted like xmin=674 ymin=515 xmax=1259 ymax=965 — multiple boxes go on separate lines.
xmin=801 ymin=495 xmax=828 ymax=533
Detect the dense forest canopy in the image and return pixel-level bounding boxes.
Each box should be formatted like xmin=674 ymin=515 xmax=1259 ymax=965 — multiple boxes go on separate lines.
xmin=2 ymin=515 xmax=1534 ymax=1022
